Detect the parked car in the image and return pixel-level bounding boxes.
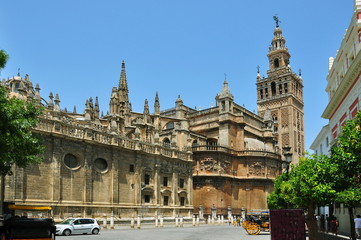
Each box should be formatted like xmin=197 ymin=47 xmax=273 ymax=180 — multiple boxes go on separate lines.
xmin=55 ymin=218 xmax=101 ymax=236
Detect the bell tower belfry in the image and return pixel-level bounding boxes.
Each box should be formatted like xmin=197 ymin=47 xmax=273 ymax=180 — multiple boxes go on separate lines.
xmin=256 ymin=18 xmax=305 ymax=164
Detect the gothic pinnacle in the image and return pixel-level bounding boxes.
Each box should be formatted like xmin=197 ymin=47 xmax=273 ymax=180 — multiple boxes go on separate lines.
xmin=119 ymin=60 xmax=128 ymax=91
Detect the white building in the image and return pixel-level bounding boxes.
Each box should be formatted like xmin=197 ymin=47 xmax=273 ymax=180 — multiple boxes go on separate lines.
xmin=311 ymin=0 xmax=361 ymax=235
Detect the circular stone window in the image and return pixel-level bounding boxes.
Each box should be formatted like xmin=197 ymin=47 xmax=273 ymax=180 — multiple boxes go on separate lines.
xmin=94 ymin=158 xmax=108 ymax=172
xmin=64 ymin=153 xmax=80 ymax=169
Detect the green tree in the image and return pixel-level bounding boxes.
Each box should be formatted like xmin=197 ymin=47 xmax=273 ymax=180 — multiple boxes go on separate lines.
xmin=330 ymin=111 xmax=361 ymax=240
xmin=268 ymin=154 xmax=337 ymax=240
xmin=0 ymin=86 xmax=44 ymax=176
xmin=0 ymin=50 xmax=9 ymax=69
xmin=0 ymin=50 xmax=44 ymax=214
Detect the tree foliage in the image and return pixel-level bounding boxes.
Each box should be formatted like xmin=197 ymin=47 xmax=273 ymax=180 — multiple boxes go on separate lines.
xmin=268 ymin=154 xmax=337 ymax=240
xmin=0 ymin=50 xmax=9 ymax=69
xmin=0 ymin=86 xmax=44 ymax=176
xmin=330 ymin=111 xmax=361 ymax=240
xmin=268 ymin=154 xmax=337 ymax=209
xmin=331 ymin=111 xmax=361 ymax=199
xmin=268 ymin=111 xmax=361 ymax=240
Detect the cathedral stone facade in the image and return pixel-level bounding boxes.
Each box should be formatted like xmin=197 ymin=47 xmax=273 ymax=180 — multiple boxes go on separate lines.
xmin=1 ymin=23 xmax=304 ymax=220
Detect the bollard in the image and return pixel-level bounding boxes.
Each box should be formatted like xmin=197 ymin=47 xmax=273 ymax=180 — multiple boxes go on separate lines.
xmin=196 ymin=216 xmax=200 ymax=226
xmin=110 ymin=213 xmax=114 ymax=229
xmin=155 ymin=216 xmax=159 ymax=227
xmin=175 ymin=217 xmax=179 ymax=227
xmin=180 ymin=217 xmax=183 ymax=227
xmin=130 ymin=218 xmax=135 ymax=228
xmin=160 ymin=216 xmax=164 ymax=227
xmin=103 ymin=215 xmax=107 ymax=229
xmin=221 ymin=215 xmax=224 ymax=224
xmin=217 ymin=216 xmax=220 ymax=225
xmin=137 ymin=216 xmax=141 ymax=229
xmin=192 ymin=216 xmax=196 ymax=226
xmin=208 ymin=215 xmax=211 ymax=224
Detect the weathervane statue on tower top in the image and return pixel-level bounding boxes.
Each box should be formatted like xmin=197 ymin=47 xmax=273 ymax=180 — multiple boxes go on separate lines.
xmin=273 ymin=15 xmax=280 ymax=27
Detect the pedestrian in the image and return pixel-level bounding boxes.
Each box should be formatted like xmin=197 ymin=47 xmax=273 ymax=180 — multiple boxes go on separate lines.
xmin=315 ymin=214 xmax=321 ymax=231
xmin=236 ymin=217 xmax=240 ymax=227
xmin=355 ymin=214 xmax=361 ymax=239
xmin=325 ymin=214 xmax=330 ymax=233
xmin=330 ymin=216 xmax=339 ymax=235
xmin=320 ymin=214 xmax=325 ymax=232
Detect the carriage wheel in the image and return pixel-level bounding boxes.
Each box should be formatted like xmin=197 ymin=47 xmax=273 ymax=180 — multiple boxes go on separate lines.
xmin=242 ymin=220 xmax=251 ymax=229
xmin=246 ymin=222 xmax=261 ymax=235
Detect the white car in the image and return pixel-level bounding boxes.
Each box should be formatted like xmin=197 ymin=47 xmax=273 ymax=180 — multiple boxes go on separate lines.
xmin=55 ymin=218 xmax=101 ymax=236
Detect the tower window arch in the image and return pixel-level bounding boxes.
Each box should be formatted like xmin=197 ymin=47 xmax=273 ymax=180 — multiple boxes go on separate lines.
xmin=271 ymin=82 xmax=276 ymax=96
xmin=274 ymin=58 xmax=280 ymax=68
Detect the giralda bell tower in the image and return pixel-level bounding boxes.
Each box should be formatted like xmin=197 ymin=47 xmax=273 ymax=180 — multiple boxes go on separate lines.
xmin=256 ymin=18 xmax=305 ymax=164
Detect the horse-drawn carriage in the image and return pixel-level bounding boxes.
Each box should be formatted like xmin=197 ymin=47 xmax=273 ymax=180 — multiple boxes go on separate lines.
xmin=242 ymin=210 xmax=270 ymax=235
xmin=1 ymin=204 xmax=56 ymax=240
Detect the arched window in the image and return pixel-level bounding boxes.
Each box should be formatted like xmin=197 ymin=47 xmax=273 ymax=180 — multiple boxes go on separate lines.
xmin=163 ymin=138 xmax=170 ymax=148
xmin=274 ymin=58 xmax=280 ymax=68
xmin=165 ymin=122 xmax=174 ymax=129
xmin=271 ymin=82 xmax=276 ymax=96
xmin=284 ymin=83 xmax=288 ymax=93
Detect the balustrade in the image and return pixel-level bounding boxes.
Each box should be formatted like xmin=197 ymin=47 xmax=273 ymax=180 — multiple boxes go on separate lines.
xmin=35 ymin=116 xmax=190 ymax=160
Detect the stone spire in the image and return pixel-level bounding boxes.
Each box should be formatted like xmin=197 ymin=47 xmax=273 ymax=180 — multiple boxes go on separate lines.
xmin=217 ymin=80 xmax=234 ymax=113
xmin=109 ymin=87 xmax=118 ymax=115
xmin=119 ymin=60 xmax=128 ymax=92
xmin=34 ymin=83 xmax=41 ymax=104
xmin=117 ymin=60 xmax=131 ymax=116
xmin=94 ymin=96 xmax=100 ymax=118
xmin=54 ymin=94 xmax=60 ymax=112
xmin=143 ymin=99 xmax=150 ymax=115
xmin=219 ymin=80 xmax=234 ymax=100
xmin=84 ymin=99 xmax=91 ymax=120
xmin=144 ymin=99 xmax=150 ymax=123
xmin=154 ymin=92 xmax=160 ymax=115
xmin=48 ymin=92 xmax=54 ymax=110
xmin=175 ymin=95 xmax=183 ymax=107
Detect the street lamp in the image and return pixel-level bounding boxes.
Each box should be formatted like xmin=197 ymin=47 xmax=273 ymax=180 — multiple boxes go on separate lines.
xmin=282 ymin=145 xmax=292 ymax=173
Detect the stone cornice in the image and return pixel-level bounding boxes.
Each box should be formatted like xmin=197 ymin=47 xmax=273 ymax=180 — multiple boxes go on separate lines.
xmin=322 ymin=52 xmax=361 ymax=119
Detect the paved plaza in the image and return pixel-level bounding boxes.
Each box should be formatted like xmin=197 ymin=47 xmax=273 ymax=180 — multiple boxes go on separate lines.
xmin=58 ymin=225 xmax=271 ymax=240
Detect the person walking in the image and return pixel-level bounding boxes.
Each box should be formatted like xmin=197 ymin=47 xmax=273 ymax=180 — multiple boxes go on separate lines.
xmin=330 ymin=216 xmax=339 ymax=236
xmin=236 ymin=217 xmax=241 ymax=227
xmin=316 ymin=214 xmax=321 ymax=231
xmin=320 ymin=214 xmax=325 ymax=232
xmin=355 ymin=214 xmax=361 ymax=239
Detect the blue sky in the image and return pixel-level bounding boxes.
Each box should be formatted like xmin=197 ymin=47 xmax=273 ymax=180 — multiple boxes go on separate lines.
xmin=0 ymin=0 xmax=354 ymax=150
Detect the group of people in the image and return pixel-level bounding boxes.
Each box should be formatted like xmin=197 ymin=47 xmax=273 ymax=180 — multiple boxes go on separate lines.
xmin=315 ymin=214 xmax=339 ymax=235
xmin=315 ymin=213 xmax=361 ymax=239
xmin=228 ymin=216 xmax=242 ymax=226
